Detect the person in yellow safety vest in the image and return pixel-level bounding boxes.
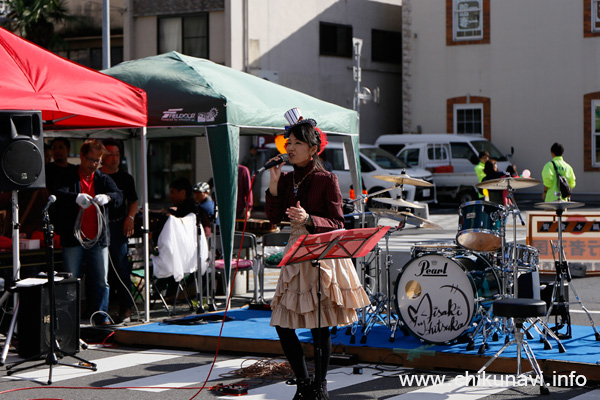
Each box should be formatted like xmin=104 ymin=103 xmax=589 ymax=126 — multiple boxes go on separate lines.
xmin=541 ymin=142 xmax=576 ymax=202
xmin=475 ymin=151 xmax=490 ymax=201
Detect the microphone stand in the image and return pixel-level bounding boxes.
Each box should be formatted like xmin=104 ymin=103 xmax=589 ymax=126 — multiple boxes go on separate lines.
xmin=6 ymin=207 xmax=97 ymax=384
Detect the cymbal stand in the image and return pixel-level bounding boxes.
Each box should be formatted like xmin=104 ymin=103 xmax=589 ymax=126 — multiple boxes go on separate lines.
xmin=5 ymin=208 xmax=97 ymax=384
xmin=543 ymin=237 xmax=600 ymax=341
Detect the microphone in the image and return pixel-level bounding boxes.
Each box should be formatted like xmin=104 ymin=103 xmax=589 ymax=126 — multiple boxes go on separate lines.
xmin=42 ymin=195 xmax=57 ymax=214
xmin=257 ymin=154 xmax=289 ymax=173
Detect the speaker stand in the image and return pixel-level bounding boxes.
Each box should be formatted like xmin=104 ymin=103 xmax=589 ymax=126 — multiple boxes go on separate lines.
xmin=5 ymin=209 xmax=97 ymax=384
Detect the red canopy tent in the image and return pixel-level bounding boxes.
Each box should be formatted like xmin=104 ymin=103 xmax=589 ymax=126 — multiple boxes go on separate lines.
xmin=0 ymin=27 xmax=147 ymax=129
xmin=0 ymin=27 xmax=152 ymax=320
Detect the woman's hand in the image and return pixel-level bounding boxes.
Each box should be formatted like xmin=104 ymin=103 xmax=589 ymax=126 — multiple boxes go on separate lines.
xmin=267 ymin=155 xmax=285 ymax=196
xmin=286 ymin=201 xmax=310 ymax=225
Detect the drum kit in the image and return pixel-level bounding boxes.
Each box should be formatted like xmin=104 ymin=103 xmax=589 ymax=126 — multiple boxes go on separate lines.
xmin=352 ymin=174 xmax=599 ymax=352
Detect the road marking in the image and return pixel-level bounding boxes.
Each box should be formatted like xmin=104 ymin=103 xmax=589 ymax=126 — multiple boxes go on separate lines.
xmin=107 ymin=357 xmax=250 ymax=392
xmin=3 ymin=348 xmax=195 ymax=384
xmin=229 ymin=366 xmax=389 ymax=399
xmin=387 ymin=375 xmax=513 ymax=399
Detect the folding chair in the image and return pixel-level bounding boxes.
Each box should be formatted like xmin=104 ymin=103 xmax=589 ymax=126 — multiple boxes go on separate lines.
xmin=259 ymin=232 xmax=289 ymax=303
xmin=214 ymin=231 xmax=260 ymax=302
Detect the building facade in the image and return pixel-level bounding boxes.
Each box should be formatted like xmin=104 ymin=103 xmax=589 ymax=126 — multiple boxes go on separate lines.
xmin=122 ymin=0 xmax=403 ymax=145
xmin=404 ymin=0 xmax=600 ymax=196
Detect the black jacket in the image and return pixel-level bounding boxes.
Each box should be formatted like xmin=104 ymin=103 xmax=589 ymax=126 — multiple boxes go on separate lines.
xmin=52 ymin=168 xmax=123 ymax=247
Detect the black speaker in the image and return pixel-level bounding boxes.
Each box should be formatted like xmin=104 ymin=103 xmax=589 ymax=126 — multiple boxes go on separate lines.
xmin=0 ymin=111 xmax=45 ymax=192
xmin=17 ymin=277 xmax=80 ymax=358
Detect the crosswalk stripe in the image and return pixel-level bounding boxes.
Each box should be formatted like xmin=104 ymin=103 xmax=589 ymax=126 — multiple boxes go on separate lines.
xmin=388 ymin=376 xmax=513 ymax=399
xmin=228 ymin=365 xmax=389 ymax=400
xmin=106 ymin=357 xmax=255 ymax=392
xmin=2 ymin=348 xmax=195 ymax=383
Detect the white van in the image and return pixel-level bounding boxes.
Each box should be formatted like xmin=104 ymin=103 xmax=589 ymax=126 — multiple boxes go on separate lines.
xmin=375 ymin=134 xmax=512 ymax=204
xmin=257 ymin=142 xmax=435 ymax=207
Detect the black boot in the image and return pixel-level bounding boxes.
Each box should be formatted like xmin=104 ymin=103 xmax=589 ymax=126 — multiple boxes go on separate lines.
xmin=313 ymin=379 xmax=329 ymax=400
xmin=292 ymin=377 xmax=315 ymax=400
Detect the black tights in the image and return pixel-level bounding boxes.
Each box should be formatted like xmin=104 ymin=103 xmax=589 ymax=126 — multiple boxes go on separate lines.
xmin=275 ymin=326 xmax=331 ymax=381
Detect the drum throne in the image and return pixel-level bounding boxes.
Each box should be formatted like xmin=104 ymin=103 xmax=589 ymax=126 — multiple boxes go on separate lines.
xmin=470 ymin=297 xmax=550 ymax=395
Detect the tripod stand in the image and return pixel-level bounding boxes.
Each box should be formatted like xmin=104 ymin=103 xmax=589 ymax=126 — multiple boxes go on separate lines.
xmin=534 ymin=200 xmax=600 ymax=341
xmin=5 ymin=208 xmax=96 ymax=384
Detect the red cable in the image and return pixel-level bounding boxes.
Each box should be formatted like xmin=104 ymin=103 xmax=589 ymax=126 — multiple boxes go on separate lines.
xmin=189 ymin=173 xmax=257 ymax=399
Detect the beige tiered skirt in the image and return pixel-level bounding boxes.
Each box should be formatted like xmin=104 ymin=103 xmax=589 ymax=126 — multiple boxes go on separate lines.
xmin=270 ymin=224 xmax=371 ymax=329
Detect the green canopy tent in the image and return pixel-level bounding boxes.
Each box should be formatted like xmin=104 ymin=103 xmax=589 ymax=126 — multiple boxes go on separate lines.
xmin=103 ymin=52 xmax=362 ymax=301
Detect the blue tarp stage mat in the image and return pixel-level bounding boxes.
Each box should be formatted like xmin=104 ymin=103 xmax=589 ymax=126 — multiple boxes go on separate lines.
xmin=118 ymin=307 xmax=600 ymax=367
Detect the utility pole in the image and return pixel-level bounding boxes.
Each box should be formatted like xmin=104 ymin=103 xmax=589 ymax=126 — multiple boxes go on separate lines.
xmin=102 ymin=0 xmax=110 ymax=69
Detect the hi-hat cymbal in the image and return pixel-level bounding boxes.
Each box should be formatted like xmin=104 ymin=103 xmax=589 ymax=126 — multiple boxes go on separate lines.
xmin=369 ymin=208 xmax=443 ymax=229
xmin=369 ymin=208 xmax=406 ymax=222
xmin=476 ymin=177 xmax=541 ymax=190
xmin=373 ymin=197 xmax=425 ymax=209
xmin=373 ymin=174 xmax=434 ymax=187
xmin=534 ymin=201 xmax=585 ymax=211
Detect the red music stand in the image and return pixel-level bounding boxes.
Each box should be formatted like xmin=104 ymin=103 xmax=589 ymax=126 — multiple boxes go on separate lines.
xmin=279 ymin=226 xmax=390 ymax=267
xmin=279 ymin=226 xmax=389 ymax=398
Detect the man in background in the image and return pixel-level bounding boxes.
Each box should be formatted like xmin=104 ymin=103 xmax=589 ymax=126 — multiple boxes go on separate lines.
xmin=475 ymin=150 xmax=489 ymax=200
xmin=542 ymin=142 xmax=576 ymax=202
xmin=101 ymin=139 xmax=139 ymax=323
xmin=53 ymin=139 xmax=123 ymax=325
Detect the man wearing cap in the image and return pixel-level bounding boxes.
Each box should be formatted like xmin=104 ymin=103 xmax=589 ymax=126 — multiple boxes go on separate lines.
xmin=193 ymin=181 xmax=215 ymax=223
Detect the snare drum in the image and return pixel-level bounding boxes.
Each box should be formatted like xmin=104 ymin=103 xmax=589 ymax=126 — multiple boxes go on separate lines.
xmin=457 ymin=201 xmax=504 ymax=252
xmin=394 ymin=253 xmax=500 ymax=344
xmin=504 ymin=243 xmax=539 ymax=272
xmin=410 ymin=243 xmax=462 ymax=258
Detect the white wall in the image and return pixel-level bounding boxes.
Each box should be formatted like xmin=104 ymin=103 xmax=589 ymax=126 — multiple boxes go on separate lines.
xmin=407 ymin=0 xmax=600 ymax=195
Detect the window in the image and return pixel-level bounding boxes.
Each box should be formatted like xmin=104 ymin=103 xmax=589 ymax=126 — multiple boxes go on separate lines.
xmin=583 ymin=93 xmax=600 ymax=171
xmin=594 ymin=1 xmax=600 ymax=32
xmin=454 ymin=104 xmax=483 ymax=134
xmin=399 ymin=148 xmax=420 ymax=167
xmin=591 ymin=99 xmax=600 ymax=168
xmin=446 ymin=0 xmax=490 ymax=45
xmin=372 ymin=29 xmax=401 ymax=64
xmin=453 ymin=0 xmax=482 ymax=41
xmin=323 ymin=148 xmax=347 ymax=171
xmin=159 ymin=14 xmax=208 ymax=58
xmin=319 ymin=22 xmax=352 ymax=58
xmin=447 ymin=96 xmax=491 ymax=140
xmin=585 ymin=0 xmax=600 ymax=37
xmin=450 ymin=143 xmax=478 ymax=165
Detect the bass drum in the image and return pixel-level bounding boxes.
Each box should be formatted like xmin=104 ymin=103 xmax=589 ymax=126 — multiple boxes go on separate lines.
xmin=394 ymin=253 xmax=500 ymax=344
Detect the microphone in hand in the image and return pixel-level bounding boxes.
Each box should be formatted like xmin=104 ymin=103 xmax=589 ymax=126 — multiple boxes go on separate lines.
xmin=257 ymin=154 xmax=289 ymax=173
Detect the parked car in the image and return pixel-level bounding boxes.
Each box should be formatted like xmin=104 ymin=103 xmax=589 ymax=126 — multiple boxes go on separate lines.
xmin=257 ymin=142 xmax=435 ymax=208
xmin=375 ymin=134 xmax=512 ymax=204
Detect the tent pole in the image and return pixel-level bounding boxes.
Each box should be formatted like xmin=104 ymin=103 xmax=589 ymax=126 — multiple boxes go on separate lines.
xmin=140 ymin=127 xmax=150 ymax=322
xmin=11 ymin=191 xmax=20 ymax=308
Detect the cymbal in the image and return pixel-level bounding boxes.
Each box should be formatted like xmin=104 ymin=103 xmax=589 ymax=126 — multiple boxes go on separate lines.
xmin=372 ymin=197 xmax=425 ymax=209
xmin=398 ymin=211 xmax=444 ymax=229
xmin=476 ymin=177 xmax=541 ymax=190
xmin=373 ymin=174 xmax=434 ymax=187
xmin=369 ymin=208 xmax=406 ymax=222
xmin=534 ymin=201 xmax=585 ymax=211
xmin=369 ymin=208 xmax=443 ymax=229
